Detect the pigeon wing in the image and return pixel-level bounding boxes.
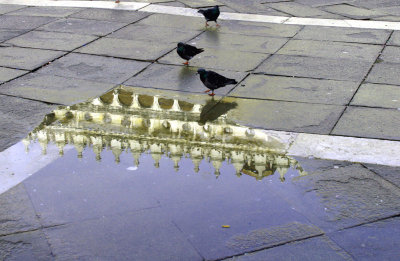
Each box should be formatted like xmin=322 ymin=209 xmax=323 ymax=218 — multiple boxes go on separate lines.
xmin=207 ymin=71 xmax=235 ymax=88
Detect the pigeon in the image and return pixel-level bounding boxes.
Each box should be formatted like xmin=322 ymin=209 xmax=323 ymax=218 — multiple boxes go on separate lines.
xmin=197 ymin=69 xmax=237 ymax=96
xmin=177 ymin=42 xmax=204 ymax=66
xmin=198 ymin=6 xmax=220 ymax=27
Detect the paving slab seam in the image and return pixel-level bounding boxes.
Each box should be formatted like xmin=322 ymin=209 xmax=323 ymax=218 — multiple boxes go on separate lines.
xmin=329 ymin=30 xmax=395 ymax=134
xmin=0 ymin=93 xmax=62 ymax=106
xmin=214 ymin=233 xmax=325 ymax=261
xmin=361 ymin=164 xmax=400 ymax=190
xmin=251 ymin=72 xmax=360 ymax=83
xmin=3 ymin=1 xmax=400 ymax=30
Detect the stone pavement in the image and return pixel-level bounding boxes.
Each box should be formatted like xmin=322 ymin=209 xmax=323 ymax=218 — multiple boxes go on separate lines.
xmin=0 ymin=1 xmax=400 ymax=260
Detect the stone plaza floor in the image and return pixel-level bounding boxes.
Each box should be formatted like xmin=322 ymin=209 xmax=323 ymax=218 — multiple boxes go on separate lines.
xmin=1 ymin=1 xmax=400 ymax=260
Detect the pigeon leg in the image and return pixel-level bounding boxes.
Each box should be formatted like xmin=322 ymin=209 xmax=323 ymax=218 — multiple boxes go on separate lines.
xmin=216 ymin=21 xmax=220 ymax=27
xmin=208 ymin=91 xmax=215 ymax=96
xmin=204 ymin=89 xmax=211 ymax=93
xmin=183 ymin=61 xmax=189 ymax=66
xmin=205 ymin=22 xmax=209 ymax=27
xmin=115 ymin=0 xmax=120 ymax=3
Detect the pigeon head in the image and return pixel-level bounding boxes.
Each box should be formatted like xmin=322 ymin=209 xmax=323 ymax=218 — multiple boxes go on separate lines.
xmin=198 ymin=9 xmax=205 ymax=14
xmin=177 ymin=42 xmax=185 ymax=48
xmin=197 ymin=68 xmax=207 ymax=76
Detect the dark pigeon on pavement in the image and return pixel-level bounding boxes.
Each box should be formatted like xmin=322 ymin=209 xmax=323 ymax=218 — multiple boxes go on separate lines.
xmin=198 ymin=6 xmax=220 ymax=27
xmin=177 ymin=42 xmax=204 ymax=66
xmin=197 ymin=68 xmax=237 ymax=96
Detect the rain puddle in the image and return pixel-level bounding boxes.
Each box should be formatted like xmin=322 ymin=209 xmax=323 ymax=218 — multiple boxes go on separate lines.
xmin=1 ymin=86 xmax=400 ymax=260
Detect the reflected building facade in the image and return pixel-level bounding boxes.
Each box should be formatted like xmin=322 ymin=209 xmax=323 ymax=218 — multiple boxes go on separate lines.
xmin=23 ymin=86 xmax=307 ymax=181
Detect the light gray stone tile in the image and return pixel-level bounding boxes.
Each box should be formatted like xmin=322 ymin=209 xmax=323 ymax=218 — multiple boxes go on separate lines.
xmin=159 ymin=47 xmax=269 ymax=71
xmin=277 ymin=39 xmax=381 ymax=62
xmin=137 ymin=13 xmax=205 ymax=30
xmin=230 ymin=75 xmax=358 ymax=105
xmin=38 ymin=18 xmax=127 ymax=36
xmin=321 ymin=4 xmax=387 ymax=19
xmin=76 ymin=37 xmax=175 ymax=61
xmin=0 ymin=67 xmax=27 ymax=83
xmin=332 ymin=106 xmax=400 ymax=140
xmin=351 ymin=83 xmax=400 ymax=109
xmin=266 ymin=2 xmax=345 ymax=18
xmin=379 ymin=46 xmax=400 ymax=63
xmin=0 ymin=46 xmax=65 ymax=70
xmin=37 ymin=53 xmax=150 ymax=84
xmin=222 ymin=96 xmax=345 ymax=134
xmin=70 ymin=8 xmax=150 ymax=23
xmin=6 ymin=31 xmax=98 ymax=51
xmin=256 ymin=54 xmax=372 ymax=82
xmin=366 ymin=62 xmax=400 ymax=85
xmin=0 ymin=15 xmax=56 ymax=30
xmin=0 ymin=73 xmax=115 ymax=105
xmin=108 ymin=24 xmax=199 ymax=43
xmin=191 ymin=32 xmax=288 ymax=53
xmin=295 ymin=26 xmax=391 ymax=44
xmin=6 ymin=6 xmax=82 ymax=17
xmin=0 ymin=4 xmax=27 ymax=15
xmin=0 ymin=29 xmax=27 ymax=42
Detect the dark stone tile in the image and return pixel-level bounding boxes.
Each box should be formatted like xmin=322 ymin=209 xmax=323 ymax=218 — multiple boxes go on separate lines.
xmin=37 ymin=53 xmax=149 ymax=84
xmin=0 ymin=95 xmax=55 ymax=151
xmin=364 ymin=164 xmax=400 ymax=188
xmin=0 ymin=67 xmax=27 ymax=83
xmin=366 ymin=62 xmax=400 ymax=85
xmin=6 ymin=6 xmax=82 ymax=17
xmin=0 ymin=4 xmax=27 ymax=15
xmin=43 ymin=208 xmax=202 ymax=260
xmin=329 ymin=217 xmax=400 ymax=260
xmin=0 ymin=230 xmax=52 ymax=261
xmin=0 ymin=184 xmax=41 ymax=236
xmin=0 ymin=29 xmax=27 ymax=42
xmin=224 ymin=236 xmax=352 ymax=261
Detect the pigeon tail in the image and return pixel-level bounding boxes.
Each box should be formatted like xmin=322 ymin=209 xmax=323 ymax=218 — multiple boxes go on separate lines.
xmin=226 ymin=79 xmax=238 ymax=85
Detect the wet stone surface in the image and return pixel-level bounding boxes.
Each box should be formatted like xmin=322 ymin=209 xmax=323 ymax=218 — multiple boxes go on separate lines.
xmin=0 ymin=87 xmax=399 ymax=260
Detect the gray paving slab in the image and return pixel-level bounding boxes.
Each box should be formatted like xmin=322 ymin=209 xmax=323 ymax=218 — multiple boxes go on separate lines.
xmin=294 ymin=0 xmax=349 ymax=7
xmin=0 ymin=73 xmax=116 ymax=105
xmin=108 ymin=24 xmax=200 ymax=43
xmin=0 ymin=230 xmax=52 ymax=261
xmin=0 ymin=184 xmax=41 ymax=236
xmin=37 ymin=53 xmax=150 ymax=84
xmin=0 ymin=95 xmax=55 ymax=151
xmin=221 ymin=96 xmax=345 ymax=134
xmin=0 ymin=4 xmax=26 ymax=15
xmin=0 ymin=46 xmax=65 ymax=70
xmin=215 ymin=21 xmax=302 ymax=38
xmin=137 ymin=13 xmax=205 ymax=30
xmin=225 ymin=236 xmax=352 ymax=261
xmin=43 ymin=208 xmax=202 ymax=261
xmin=273 ymin=164 xmax=400 ymax=231
xmin=379 ymin=46 xmax=400 ymax=63
xmin=219 ymin=0 xmax=290 ymax=16
xmin=37 ymin=18 xmax=127 ymax=36
xmin=332 ymin=107 xmax=400 ymax=140
xmin=351 ymin=83 xmax=400 ymax=109
xmin=364 ymin=164 xmax=400 ymax=188
xmin=0 ymin=67 xmax=27 ymax=83
xmin=265 ymin=2 xmax=345 ymax=18
xmin=5 ymin=31 xmax=98 ymax=51
xmin=294 ymin=26 xmax=391 ymax=44
xmin=256 ymin=54 xmax=373 ymax=82
xmin=6 ymin=6 xmax=83 ymax=17
xmin=321 ymin=4 xmax=387 ymax=19
xmin=0 ymin=15 xmax=57 ymax=30
xmin=159 ymin=47 xmax=269 ymax=71
xmin=230 ymin=74 xmax=358 ymax=105
xmin=329 ymin=217 xmax=400 ymax=260
xmin=277 ymin=39 xmax=382 ymax=62
xmin=76 ymin=37 xmax=175 ymax=61
xmin=0 ymin=29 xmax=27 ymax=42
xmin=191 ymin=32 xmax=288 ymax=53
xmin=366 ymin=62 xmax=400 ymax=85
xmin=125 ymin=63 xmax=246 ymax=95
xmin=69 ymin=8 xmax=150 ymax=23
xmin=371 ymin=15 xmax=400 ymax=21
xmin=178 ymin=0 xmax=224 ymax=8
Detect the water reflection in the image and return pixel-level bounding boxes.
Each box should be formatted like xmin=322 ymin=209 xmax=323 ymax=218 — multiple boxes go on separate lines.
xmin=23 ymin=86 xmax=306 ymax=181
